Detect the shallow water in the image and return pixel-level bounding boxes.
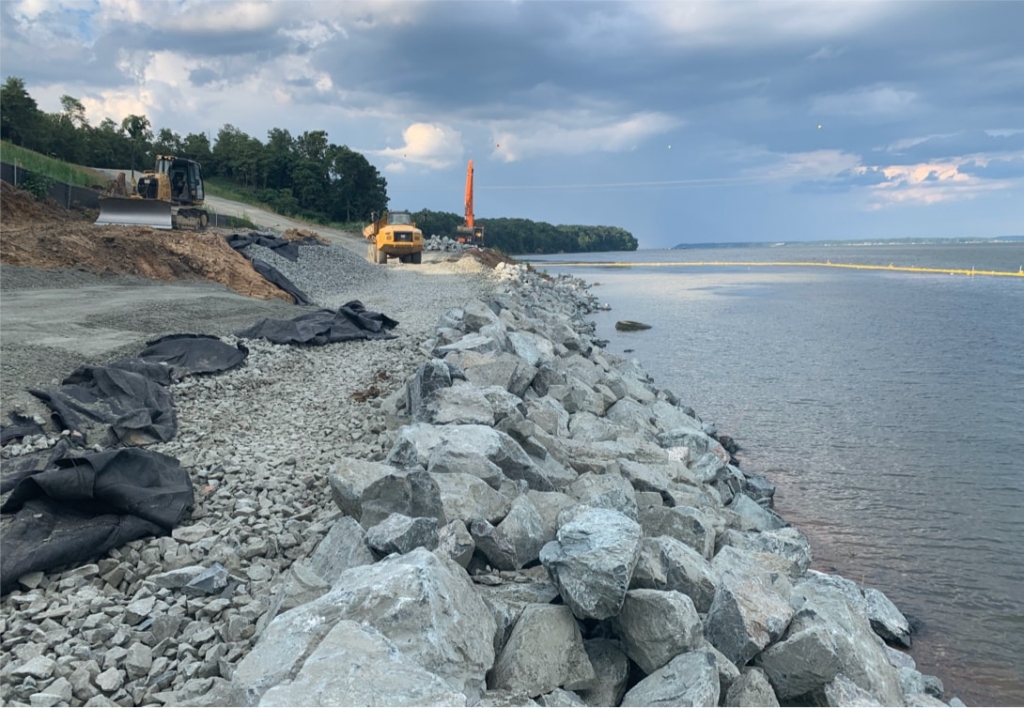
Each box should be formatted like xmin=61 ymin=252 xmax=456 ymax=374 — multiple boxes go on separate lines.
xmin=531 ymin=243 xmax=1024 ymax=706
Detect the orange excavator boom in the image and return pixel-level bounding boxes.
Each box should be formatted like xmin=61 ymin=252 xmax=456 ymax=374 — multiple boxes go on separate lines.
xmin=464 ymin=159 xmax=475 ymax=228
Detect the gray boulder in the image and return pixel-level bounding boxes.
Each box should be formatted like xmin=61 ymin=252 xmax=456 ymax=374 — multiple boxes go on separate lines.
xmin=491 ymin=604 xmax=596 ymax=698
xmin=728 ymin=493 xmax=787 ymax=532
xmin=537 ymin=689 xmax=587 ymax=706
xmin=428 ymin=443 xmax=507 ymax=490
xmin=716 ymin=527 xmax=812 ymax=579
xmin=566 ymin=473 xmax=638 ymax=521
xmin=258 ymin=620 xmax=466 ymax=707
xmin=704 ymin=547 xmax=795 ymax=667
xmin=576 ymin=639 xmax=630 ymax=708
xmin=432 ymin=472 xmax=512 ymax=525
xmin=496 ymin=496 xmax=547 ymax=568
xmin=546 ymin=380 xmax=606 ymax=417
xmin=614 ymin=589 xmax=703 ymax=674
xmin=438 ymin=520 xmax=475 ymax=568
xmin=259 ymin=561 xmax=330 ymax=632
xmin=365 ymin=513 xmax=439 ymax=556
xmin=305 ymin=516 xmax=376 ymax=586
xmin=470 ymin=518 xmax=520 ymax=571
xmin=724 ymin=667 xmax=779 ymax=707
xmin=526 ymin=397 xmax=571 ymax=437
xmin=540 ymin=507 xmax=643 ymax=620
xmin=567 ymin=411 xmax=624 ymax=442
xmin=231 ymin=548 xmax=495 ymax=703
xmin=526 ymin=490 xmax=579 ymax=545
xmin=408 ymin=359 xmax=454 ymax=422
xmin=789 ymin=571 xmax=903 ymax=706
xmin=638 ymin=505 xmax=716 ymax=559
xmin=821 ymin=673 xmax=884 ymax=707
xmin=630 ymin=536 xmax=716 ymax=613
xmin=425 ymin=382 xmax=496 ymax=426
xmin=359 ymin=468 xmax=447 ymax=529
xmin=863 ymin=587 xmax=912 ymax=649
xmin=604 ymin=398 xmax=657 ymax=439
xmin=620 ymin=650 xmax=721 ymax=707
xmin=414 ymin=424 xmax=556 ymax=491
xmin=463 ymin=299 xmax=501 ymax=332
xmin=328 ymin=458 xmax=394 ymax=519
xmin=742 ymin=473 xmax=776 ymax=507
xmin=756 ymin=624 xmax=842 ymax=699
xmin=618 ymin=459 xmax=675 ymax=500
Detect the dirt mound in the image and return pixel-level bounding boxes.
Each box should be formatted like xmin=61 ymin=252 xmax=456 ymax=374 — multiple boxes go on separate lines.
xmin=455 ymin=248 xmax=519 ymax=269
xmin=281 ymin=227 xmax=329 ymax=244
xmin=1 ymin=182 xmax=292 ymax=303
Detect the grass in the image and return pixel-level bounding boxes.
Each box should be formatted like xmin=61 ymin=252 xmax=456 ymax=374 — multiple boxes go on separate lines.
xmin=0 ymin=141 xmax=107 ymax=188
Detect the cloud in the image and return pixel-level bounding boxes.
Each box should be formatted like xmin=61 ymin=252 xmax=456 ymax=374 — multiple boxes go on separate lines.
xmin=375 ymin=122 xmax=464 ymax=169
xmin=863 ymin=154 xmax=1022 ymax=208
xmin=743 ymin=149 xmax=865 ymax=182
xmin=882 ymin=133 xmax=960 ymax=153
xmin=810 ymin=85 xmax=919 ymax=118
xmin=492 ymin=112 xmax=680 ymax=162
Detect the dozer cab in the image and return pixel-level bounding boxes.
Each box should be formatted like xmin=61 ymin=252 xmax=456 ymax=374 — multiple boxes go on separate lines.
xmin=363 ymin=210 xmax=424 ymax=264
xmin=96 ymin=155 xmax=209 ymax=230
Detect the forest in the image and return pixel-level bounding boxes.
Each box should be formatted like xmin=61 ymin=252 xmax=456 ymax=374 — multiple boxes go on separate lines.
xmin=1 ymin=76 xmax=637 ymax=252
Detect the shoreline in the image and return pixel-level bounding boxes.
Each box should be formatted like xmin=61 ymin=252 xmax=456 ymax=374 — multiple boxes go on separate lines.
xmin=2 ymin=242 xmax=966 ymax=706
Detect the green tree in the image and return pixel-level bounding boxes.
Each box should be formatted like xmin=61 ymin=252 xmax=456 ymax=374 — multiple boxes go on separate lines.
xmin=330 ymin=146 xmax=387 ymax=222
xmin=1 ymin=76 xmax=43 ymax=147
xmin=120 ymin=114 xmax=152 ymax=173
xmin=152 ymin=128 xmax=183 ymax=156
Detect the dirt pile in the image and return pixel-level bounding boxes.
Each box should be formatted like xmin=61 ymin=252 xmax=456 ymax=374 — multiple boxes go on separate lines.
xmin=1 ymin=181 xmax=292 ymax=303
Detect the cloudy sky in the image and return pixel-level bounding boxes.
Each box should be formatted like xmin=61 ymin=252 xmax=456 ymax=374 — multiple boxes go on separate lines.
xmin=2 ymin=0 xmax=1022 ymax=248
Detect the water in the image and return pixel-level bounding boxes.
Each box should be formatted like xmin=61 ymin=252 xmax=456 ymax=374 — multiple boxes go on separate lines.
xmin=529 ymin=243 xmax=1024 ymax=706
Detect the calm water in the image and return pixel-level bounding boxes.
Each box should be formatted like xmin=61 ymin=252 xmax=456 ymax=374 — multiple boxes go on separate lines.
xmin=529 ymin=243 xmax=1024 ymax=706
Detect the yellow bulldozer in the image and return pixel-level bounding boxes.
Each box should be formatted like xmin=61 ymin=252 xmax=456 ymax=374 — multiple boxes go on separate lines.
xmin=96 ymin=155 xmax=209 ymax=230
xmin=362 ymin=210 xmax=424 ymax=264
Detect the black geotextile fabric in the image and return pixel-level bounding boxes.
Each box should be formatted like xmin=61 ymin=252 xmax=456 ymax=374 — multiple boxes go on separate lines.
xmin=0 ymin=413 xmax=45 ymax=445
xmin=26 ymin=336 xmax=248 ymax=448
xmin=0 ymin=448 xmax=194 ymax=594
xmin=251 ymin=258 xmax=314 ymax=306
xmin=235 ymin=300 xmax=399 ymax=345
xmin=224 ymin=231 xmax=324 ymax=262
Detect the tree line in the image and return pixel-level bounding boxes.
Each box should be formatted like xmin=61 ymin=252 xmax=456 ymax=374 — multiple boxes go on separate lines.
xmin=2 ymin=76 xmax=638 ymax=250
xmin=0 ymin=76 xmax=387 ymax=224
xmin=412 ymin=209 xmax=638 ymax=254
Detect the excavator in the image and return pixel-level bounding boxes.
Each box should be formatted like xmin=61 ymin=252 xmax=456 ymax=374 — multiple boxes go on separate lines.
xmin=96 ymin=155 xmax=209 ymax=230
xmin=455 ymin=159 xmax=484 ymax=246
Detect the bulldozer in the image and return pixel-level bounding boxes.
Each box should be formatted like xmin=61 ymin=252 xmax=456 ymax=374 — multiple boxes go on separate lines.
xmin=96 ymin=155 xmax=209 ymax=230
xmin=455 ymin=159 xmax=484 ymax=246
xmin=363 ymin=210 xmax=424 ymax=264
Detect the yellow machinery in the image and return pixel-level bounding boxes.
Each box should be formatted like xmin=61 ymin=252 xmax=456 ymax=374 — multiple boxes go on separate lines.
xmin=96 ymin=155 xmax=208 ymax=230
xmin=362 ymin=210 xmax=424 ymax=264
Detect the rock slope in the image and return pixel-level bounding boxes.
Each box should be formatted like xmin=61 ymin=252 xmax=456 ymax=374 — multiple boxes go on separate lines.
xmin=1 ymin=248 xmax=960 ymax=707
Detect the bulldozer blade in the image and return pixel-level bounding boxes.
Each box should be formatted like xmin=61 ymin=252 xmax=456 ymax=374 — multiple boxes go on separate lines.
xmin=96 ymin=197 xmax=173 ymax=230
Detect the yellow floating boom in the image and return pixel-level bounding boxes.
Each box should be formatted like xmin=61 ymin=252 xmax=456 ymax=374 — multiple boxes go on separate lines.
xmin=538 ymin=260 xmax=1024 ymax=278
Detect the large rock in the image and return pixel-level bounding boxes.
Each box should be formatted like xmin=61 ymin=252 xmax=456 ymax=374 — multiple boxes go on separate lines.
xmin=576 ymin=639 xmax=630 ymax=708
xmin=716 ymin=527 xmax=812 ymax=579
xmin=546 ymin=380 xmax=606 ymax=417
xmin=496 ymin=496 xmax=546 ymax=568
xmin=306 ymin=516 xmax=375 ymax=586
xmin=258 ymin=561 xmax=330 ymax=632
xmin=704 ymin=547 xmax=795 ymax=667
xmin=470 ymin=518 xmax=520 ymax=571
xmin=539 ymin=508 xmax=643 ymax=620
xmin=727 ymin=493 xmax=787 ymax=532
xmin=508 ymin=331 xmax=554 ymax=367
xmin=567 ymin=412 xmax=625 ymax=442
xmin=258 ymin=621 xmax=466 ymax=706
xmin=425 ymin=382 xmax=496 ymax=426
xmin=231 ymin=548 xmax=496 ymax=704
xmin=432 ymin=472 xmax=512 ymax=525
xmin=395 ymin=423 xmax=553 ymax=491
xmin=463 ymin=299 xmax=502 ymax=332
xmin=408 ymin=359 xmax=454 ymax=422
xmin=364 ymin=513 xmax=439 ymax=556
xmin=328 ymin=458 xmax=394 ymax=519
xmin=620 ymin=650 xmax=721 ymax=707
xmin=604 ymin=398 xmax=657 ymax=439
xmin=428 ymin=443 xmax=507 ymax=490
xmin=438 ymin=520 xmax=475 ymax=568
xmin=359 ymin=468 xmax=447 ymax=529
xmin=724 ymin=667 xmax=779 ymax=707
xmin=863 ymin=587 xmax=912 ymax=649
xmin=630 ymin=536 xmax=716 ymax=613
xmin=788 ymin=572 xmax=903 ymax=706
xmin=526 ymin=397 xmax=571 ymax=437
xmin=755 ymin=624 xmax=842 ymax=699
xmin=462 ymin=353 xmax=536 ymax=397
xmin=618 ymin=459 xmax=676 ymax=500
xmin=566 ymin=473 xmax=638 ymax=521
xmin=526 ymin=491 xmax=579 ymax=545
xmin=638 ymin=505 xmax=716 ymax=559
xmin=821 ymin=673 xmax=884 ymax=707
xmin=491 ymin=604 xmax=596 ymax=698
xmin=614 ymin=589 xmax=703 ymax=674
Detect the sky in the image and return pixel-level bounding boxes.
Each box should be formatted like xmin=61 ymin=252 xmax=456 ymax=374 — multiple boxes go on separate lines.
xmin=2 ymin=0 xmax=1022 ymax=248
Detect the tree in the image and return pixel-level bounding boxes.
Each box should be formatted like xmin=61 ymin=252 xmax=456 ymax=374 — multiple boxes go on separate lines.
xmin=59 ymin=95 xmax=88 ymax=129
xmin=121 ymin=114 xmax=152 ymax=173
xmin=1 ymin=76 xmax=42 ymax=147
xmin=330 ymin=146 xmax=387 ymax=222
xmin=152 ymin=128 xmax=183 ymax=157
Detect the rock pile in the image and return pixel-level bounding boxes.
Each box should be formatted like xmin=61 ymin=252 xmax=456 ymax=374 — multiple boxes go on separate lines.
xmin=426 ymin=235 xmax=473 ymax=252
xmin=1 ymin=256 xmax=962 ymax=707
